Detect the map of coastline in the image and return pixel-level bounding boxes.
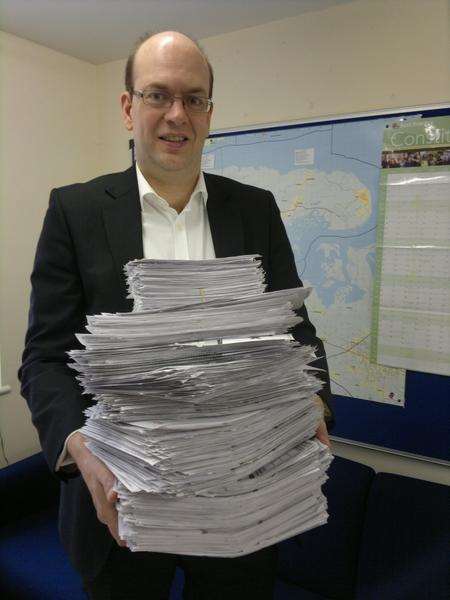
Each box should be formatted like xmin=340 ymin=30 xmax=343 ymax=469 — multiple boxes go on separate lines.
xmin=203 ymin=119 xmax=406 ymax=405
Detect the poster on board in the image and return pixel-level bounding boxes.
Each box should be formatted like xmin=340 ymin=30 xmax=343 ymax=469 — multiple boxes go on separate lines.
xmin=372 ymin=117 xmax=450 ymax=377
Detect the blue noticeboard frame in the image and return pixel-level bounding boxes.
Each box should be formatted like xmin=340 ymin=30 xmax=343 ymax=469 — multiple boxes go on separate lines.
xmin=208 ymin=105 xmax=450 ymax=464
xmin=331 ymin=372 xmax=449 ymax=463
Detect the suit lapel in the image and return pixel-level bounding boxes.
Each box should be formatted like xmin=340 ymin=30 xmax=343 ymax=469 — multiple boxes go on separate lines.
xmin=101 ymin=169 xmax=244 ymax=293
xmin=102 ymin=166 xmax=143 ymax=292
xmin=205 ymin=174 xmax=245 ymax=258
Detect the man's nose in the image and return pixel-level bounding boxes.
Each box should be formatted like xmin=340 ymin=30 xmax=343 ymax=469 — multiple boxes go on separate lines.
xmin=164 ymin=97 xmax=188 ymax=125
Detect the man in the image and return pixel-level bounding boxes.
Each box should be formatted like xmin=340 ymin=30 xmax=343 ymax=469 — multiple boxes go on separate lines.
xmin=20 ymin=31 xmax=333 ymax=599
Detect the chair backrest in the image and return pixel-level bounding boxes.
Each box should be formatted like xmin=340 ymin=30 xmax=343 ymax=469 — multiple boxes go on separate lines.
xmin=277 ymin=455 xmax=375 ymax=600
xmin=356 ymin=472 xmax=450 ymax=600
xmin=0 ymin=452 xmax=59 ymax=526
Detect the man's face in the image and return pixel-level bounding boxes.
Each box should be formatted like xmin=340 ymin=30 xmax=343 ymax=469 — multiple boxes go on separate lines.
xmin=122 ymin=34 xmax=212 ymax=183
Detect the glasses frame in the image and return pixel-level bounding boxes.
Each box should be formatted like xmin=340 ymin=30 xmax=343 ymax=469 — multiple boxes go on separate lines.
xmin=131 ymin=89 xmax=213 ymax=114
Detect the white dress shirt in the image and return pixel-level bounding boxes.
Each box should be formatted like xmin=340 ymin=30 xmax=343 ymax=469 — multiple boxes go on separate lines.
xmin=57 ymin=162 xmax=216 ymax=469
xmin=136 ymin=162 xmax=215 ymax=261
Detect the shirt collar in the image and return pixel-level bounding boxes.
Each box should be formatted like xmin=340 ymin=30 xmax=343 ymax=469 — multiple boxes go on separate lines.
xmin=135 ymin=162 xmax=208 ymax=212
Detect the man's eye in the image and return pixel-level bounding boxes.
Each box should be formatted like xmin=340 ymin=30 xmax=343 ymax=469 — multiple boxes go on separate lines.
xmin=186 ymin=95 xmax=204 ymax=108
xmin=145 ymin=91 xmax=167 ymax=102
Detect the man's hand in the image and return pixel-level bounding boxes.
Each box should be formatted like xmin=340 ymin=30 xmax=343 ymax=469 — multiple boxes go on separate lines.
xmin=67 ymin=432 xmax=126 ymax=547
xmin=313 ymin=395 xmax=331 ymax=448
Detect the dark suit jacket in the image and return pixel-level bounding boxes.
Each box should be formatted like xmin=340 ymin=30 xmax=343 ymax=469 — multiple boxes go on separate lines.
xmin=20 ymin=165 xmax=332 ymax=581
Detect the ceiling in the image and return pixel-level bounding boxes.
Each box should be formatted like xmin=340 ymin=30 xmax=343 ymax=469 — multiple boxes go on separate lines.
xmin=0 ymin=0 xmax=351 ymax=64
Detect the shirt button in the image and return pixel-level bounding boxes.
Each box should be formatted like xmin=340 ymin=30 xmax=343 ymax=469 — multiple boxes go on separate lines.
xmin=176 ymin=223 xmax=184 ymax=231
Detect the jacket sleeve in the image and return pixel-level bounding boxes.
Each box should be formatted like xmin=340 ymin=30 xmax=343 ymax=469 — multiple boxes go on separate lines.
xmin=265 ymin=192 xmax=334 ymax=429
xmin=19 ymin=189 xmax=91 ymax=476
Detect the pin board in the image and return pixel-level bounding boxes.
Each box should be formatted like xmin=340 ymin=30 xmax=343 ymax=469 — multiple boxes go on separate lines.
xmin=202 ymin=105 xmax=450 ymax=464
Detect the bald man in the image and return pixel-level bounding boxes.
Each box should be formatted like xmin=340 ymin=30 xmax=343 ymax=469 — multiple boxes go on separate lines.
xmin=20 ymin=31 xmax=333 ymax=599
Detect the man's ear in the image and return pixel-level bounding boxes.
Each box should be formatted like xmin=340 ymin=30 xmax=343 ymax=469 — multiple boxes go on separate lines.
xmin=121 ymin=92 xmax=133 ymax=132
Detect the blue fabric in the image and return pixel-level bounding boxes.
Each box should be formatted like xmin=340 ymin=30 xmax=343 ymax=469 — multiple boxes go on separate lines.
xmin=3 ymin=453 xmax=447 ymax=600
xmin=0 ymin=506 xmax=85 ymax=599
xmin=169 ymin=566 xmax=185 ymax=599
xmin=356 ymin=472 xmax=450 ymax=600
xmin=277 ymin=456 xmax=375 ymax=600
xmin=0 ymin=453 xmax=59 ymax=527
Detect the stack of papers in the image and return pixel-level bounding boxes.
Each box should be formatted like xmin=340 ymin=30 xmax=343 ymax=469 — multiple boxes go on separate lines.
xmin=117 ymin=440 xmax=330 ymax=556
xmin=126 ymin=255 xmax=266 ymax=311
xmin=70 ymin=255 xmax=332 ymax=556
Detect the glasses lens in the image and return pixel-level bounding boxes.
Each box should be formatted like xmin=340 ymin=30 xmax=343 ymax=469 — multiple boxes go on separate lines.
xmin=143 ymin=90 xmax=171 ymax=107
xmin=140 ymin=90 xmax=210 ymax=113
xmin=184 ymin=95 xmax=209 ymax=113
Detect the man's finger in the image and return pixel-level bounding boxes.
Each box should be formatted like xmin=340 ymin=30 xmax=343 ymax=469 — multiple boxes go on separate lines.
xmin=108 ymin=509 xmax=127 ymax=547
xmin=315 ymin=419 xmax=331 ymax=448
xmin=96 ymin=495 xmax=124 ymax=546
xmin=106 ymin=488 xmax=118 ymax=504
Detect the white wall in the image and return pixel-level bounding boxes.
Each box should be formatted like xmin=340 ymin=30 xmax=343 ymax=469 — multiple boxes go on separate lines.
xmin=0 ymin=0 xmax=449 ymax=484
xmin=204 ymin=0 xmax=449 ymax=128
xmin=0 ymin=31 xmax=100 ymax=465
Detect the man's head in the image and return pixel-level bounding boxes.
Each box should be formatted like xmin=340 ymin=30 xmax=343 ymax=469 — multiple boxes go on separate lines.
xmin=125 ymin=32 xmax=214 ymax=99
xmin=121 ymin=31 xmax=214 ymax=186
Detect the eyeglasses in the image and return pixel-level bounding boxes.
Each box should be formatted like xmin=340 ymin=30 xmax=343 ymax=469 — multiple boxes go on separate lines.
xmin=131 ymin=89 xmax=213 ymax=114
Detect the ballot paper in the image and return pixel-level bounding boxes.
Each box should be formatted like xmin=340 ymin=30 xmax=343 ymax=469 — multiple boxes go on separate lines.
xmin=70 ymin=254 xmax=332 ymax=556
xmin=125 ymin=255 xmax=266 ymax=311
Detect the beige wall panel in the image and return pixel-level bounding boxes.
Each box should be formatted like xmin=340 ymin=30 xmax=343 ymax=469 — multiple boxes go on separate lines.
xmin=97 ymin=59 xmax=131 ymax=174
xmin=202 ymin=0 xmax=449 ymax=130
xmin=0 ymin=31 xmax=100 ymax=465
